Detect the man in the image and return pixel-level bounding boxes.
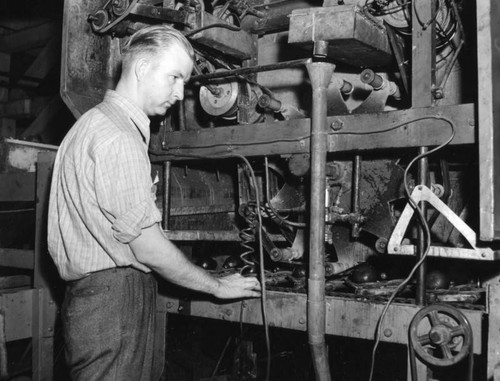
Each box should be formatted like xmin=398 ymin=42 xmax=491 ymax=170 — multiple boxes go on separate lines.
xmin=48 ymin=25 xmax=261 ymax=381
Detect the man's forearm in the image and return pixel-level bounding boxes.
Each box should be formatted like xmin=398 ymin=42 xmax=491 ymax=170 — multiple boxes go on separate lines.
xmin=130 ymin=223 xmax=220 ymax=295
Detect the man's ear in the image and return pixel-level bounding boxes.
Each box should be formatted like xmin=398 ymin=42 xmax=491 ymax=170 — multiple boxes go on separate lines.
xmin=134 ymin=58 xmax=149 ymax=82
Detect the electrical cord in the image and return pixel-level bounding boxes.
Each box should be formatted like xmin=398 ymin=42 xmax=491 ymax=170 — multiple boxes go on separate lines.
xmin=367 ymin=116 xmax=456 ymax=381
xmin=162 ymin=134 xmax=311 ymax=151
xmin=169 ymin=152 xmax=271 ymax=381
xmin=233 ymin=153 xmax=271 ymax=381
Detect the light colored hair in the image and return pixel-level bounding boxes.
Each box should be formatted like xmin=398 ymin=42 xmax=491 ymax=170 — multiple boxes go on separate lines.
xmin=121 ymin=25 xmax=194 ymax=70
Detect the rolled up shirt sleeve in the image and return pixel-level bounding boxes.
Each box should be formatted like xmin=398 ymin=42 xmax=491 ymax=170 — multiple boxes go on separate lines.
xmin=94 ymin=132 xmax=162 ymax=244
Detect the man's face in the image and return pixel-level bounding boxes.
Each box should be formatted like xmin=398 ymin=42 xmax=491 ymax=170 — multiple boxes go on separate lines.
xmin=138 ymin=45 xmax=193 ymax=117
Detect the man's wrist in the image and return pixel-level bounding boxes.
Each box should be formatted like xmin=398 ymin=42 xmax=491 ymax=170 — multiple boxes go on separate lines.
xmin=210 ymin=277 xmax=222 ymax=297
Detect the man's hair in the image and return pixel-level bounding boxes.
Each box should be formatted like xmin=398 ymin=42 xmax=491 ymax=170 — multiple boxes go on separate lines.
xmin=121 ymin=25 xmax=194 ymax=70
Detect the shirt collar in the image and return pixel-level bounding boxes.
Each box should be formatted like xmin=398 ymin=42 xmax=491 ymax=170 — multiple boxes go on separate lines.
xmin=103 ymin=90 xmax=151 ymax=145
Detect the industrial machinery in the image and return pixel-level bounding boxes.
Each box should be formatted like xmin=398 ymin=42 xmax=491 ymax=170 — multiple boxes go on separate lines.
xmin=60 ymin=0 xmax=500 ymax=379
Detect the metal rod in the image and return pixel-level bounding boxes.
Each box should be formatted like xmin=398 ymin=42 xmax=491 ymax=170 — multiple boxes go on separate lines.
xmin=190 ymin=58 xmax=311 ymax=82
xmin=416 ymin=149 xmax=428 ymax=305
xmin=352 ymin=155 xmax=361 ymax=238
xmin=306 ymin=60 xmax=334 ymax=381
xmin=162 ymin=161 xmax=171 ymax=230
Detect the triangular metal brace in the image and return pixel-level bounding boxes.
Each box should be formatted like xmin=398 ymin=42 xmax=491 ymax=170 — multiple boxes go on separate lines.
xmin=387 ymin=185 xmax=500 ymax=260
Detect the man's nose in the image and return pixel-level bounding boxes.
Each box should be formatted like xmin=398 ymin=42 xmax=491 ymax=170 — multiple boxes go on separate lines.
xmin=173 ymin=82 xmax=184 ymax=101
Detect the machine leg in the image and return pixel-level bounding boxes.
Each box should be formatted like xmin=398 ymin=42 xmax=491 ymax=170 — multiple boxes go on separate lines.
xmin=487 ymin=283 xmax=500 ymax=380
xmin=32 ymin=288 xmax=56 ymax=381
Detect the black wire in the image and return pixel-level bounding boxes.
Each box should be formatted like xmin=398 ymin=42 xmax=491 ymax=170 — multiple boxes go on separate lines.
xmin=366 ymin=0 xmax=411 ymax=16
xmin=170 ymin=152 xmax=271 ymax=381
xmin=367 ymin=116 xmax=456 ymax=381
xmin=233 ymin=154 xmax=271 ymax=381
xmin=162 ymin=135 xmax=311 ymax=151
xmin=331 ymin=115 xmax=455 ymax=137
xmin=184 ymin=23 xmax=241 ymax=38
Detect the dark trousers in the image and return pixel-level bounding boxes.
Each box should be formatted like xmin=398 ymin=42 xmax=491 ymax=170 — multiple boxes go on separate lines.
xmin=62 ymin=267 xmax=165 ymax=381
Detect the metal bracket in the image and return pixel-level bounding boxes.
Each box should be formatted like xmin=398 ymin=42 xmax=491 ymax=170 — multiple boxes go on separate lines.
xmin=387 ymin=185 xmax=500 ymax=260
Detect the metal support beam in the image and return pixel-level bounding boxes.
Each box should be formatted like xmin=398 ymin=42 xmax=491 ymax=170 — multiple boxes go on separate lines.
xmin=153 ymin=104 xmax=475 ymax=161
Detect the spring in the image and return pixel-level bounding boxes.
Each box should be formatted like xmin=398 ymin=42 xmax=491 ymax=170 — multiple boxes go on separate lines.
xmin=238 ymin=202 xmax=258 ymax=275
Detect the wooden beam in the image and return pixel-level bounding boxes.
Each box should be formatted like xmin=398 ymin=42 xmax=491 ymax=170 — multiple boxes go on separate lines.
xmin=0 ymin=173 xmax=36 ymax=201
xmin=0 ymin=22 xmax=57 ymax=54
xmin=0 ymin=18 xmax=51 ymax=33
xmin=0 ymin=97 xmax=51 ymax=119
xmin=0 ymin=249 xmax=34 ymax=270
xmin=153 ymin=103 xmax=476 ymax=160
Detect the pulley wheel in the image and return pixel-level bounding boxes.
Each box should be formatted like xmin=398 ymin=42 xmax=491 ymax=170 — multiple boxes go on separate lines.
xmin=409 ymin=304 xmax=472 ymax=367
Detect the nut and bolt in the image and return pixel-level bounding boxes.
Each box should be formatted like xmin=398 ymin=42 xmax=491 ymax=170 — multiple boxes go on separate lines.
xmin=330 ymin=120 xmax=344 ymax=131
xmin=383 ymin=328 xmax=392 ymax=337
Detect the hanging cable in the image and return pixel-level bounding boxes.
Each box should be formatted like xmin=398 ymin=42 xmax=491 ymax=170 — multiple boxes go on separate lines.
xmin=368 ymin=116 xmax=456 ymax=381
xmin=233 ymin=154 xmax=271 ymax=381
xmin=170 ymin=152 xmax=271 ymax=381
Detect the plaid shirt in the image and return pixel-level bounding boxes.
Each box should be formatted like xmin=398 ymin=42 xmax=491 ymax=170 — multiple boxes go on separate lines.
xmin=48 ymin=90 xmax=162 ymax=281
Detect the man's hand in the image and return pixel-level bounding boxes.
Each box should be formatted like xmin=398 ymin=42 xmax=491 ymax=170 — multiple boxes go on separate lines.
xmin=213 ymin=273 xmax=261 ymax=299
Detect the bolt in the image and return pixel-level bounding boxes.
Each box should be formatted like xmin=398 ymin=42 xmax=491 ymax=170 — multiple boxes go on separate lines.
xmin=375 ymin=238 xmax=388 ymax=253
xmin=270 ymin=248 xmax=281 ymax=261
xmin=299 ymin=317 xmax=306 ymax=324
xmin=393 ymin=247 xmax=398 ymax=252
xmin=166 ymin=302 xmax=174 ymax=309
xmin=383 ymin=328 xmax=392 ymax=337
xmin=430 ymin=331 xmax=442 ymax=343
xmin=468 ymin=119 xmax=475 ymax=127
xmin=433 ymin=88 xmax=444 ymax=99
xmin=330 ymin=119 xmax=344 ymax=131
xmin=482 ymin=252 xmax=487 ymax=258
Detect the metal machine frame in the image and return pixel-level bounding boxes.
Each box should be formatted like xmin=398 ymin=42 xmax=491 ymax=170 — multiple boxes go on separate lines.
xmin=59 ymin=0 xmax=500 ymax=379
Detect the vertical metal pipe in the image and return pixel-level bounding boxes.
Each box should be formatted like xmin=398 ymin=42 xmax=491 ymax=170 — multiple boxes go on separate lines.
xmin=162 ymin=161 xmax=171 ymax=230
xmin=306 ymin=61 xmax=335 ymax=381
xmin=352 ymin=155 xmax=361 ymax=238
xmin=416 ymin=152 xmax=428 ymax=305
xmin=412 ymin=0 xmax=436 ymax=306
